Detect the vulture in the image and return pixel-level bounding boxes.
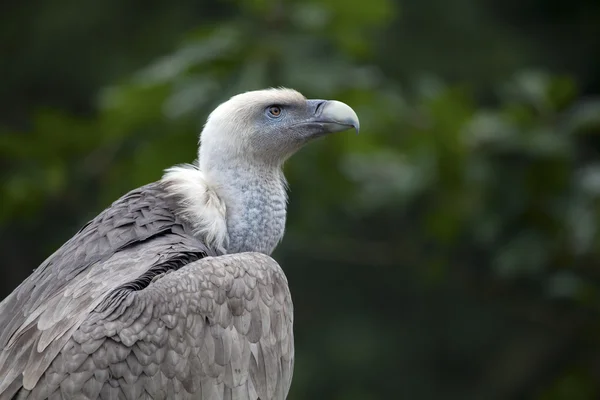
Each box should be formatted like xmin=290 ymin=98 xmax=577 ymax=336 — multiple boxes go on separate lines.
xmin=0 ymin=88 xmax=359 ymax=400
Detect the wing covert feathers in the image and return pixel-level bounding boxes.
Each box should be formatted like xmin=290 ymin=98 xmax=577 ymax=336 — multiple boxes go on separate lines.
xmin=0 ymin=182 xmax=211 ymax=398
xmin=8 ymin=252 xmax=294 ymax=400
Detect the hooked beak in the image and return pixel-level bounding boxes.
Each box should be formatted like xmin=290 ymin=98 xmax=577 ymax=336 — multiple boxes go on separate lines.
xmin=301 ymin=99 xmax=360 ymax=136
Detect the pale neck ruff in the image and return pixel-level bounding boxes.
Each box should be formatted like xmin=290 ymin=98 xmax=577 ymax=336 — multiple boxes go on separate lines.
xmin=161 ymin=163 xmax=288 ymax=256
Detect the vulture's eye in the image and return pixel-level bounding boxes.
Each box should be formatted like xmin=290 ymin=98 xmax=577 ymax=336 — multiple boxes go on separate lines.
xmin=267 ymin=105 xmax=283 ymax=118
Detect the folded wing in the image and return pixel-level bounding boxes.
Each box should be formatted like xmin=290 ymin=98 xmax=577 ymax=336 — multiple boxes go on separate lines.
xmin=17 ymin=252 xmax=294 ymax=400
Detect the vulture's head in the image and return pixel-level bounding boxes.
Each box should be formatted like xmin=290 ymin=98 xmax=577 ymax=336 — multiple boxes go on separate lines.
xmin=199 ymin=88 xmax=359 ymax=169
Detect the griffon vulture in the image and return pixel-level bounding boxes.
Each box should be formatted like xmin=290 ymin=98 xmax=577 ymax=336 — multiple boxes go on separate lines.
xmin=0 ymin=88 xmax=359 ymax=400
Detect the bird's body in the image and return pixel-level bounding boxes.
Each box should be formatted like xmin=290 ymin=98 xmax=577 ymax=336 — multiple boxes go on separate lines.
xmin=0 ymin=88 xmax=359 ymax=400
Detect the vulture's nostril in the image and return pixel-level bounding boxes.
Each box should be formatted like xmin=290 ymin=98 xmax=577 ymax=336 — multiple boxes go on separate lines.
xmin=315 ymin=100 xmax=326 ymax=116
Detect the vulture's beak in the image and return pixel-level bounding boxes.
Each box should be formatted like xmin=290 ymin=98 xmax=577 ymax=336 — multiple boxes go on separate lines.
xmin=305 ymin=99 xmax=360 ymax=135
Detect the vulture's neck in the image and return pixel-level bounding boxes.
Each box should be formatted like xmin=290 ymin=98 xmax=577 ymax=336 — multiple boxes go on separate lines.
xmin=161 ymin=162 xmax=288 ymax=255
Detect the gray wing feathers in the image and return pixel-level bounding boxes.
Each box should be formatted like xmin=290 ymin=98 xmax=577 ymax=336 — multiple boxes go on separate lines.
xmin=0 ymin=184 xmax=179 ymax=350
xmin=0 ymin=235 xmax=206 ymax=396
xmin=21 ymin=252 xmax=293 ymax=400
xmin=0 ymin=183 xmax=211 ymax=397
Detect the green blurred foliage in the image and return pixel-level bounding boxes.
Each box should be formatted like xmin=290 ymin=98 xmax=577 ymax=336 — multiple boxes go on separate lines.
xmin=1 ymin=0 xmax=600 ymax=398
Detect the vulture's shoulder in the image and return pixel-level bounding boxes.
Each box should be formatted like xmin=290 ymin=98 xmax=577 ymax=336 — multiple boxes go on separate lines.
xmin=0 ymin=181 xmax=213 ymax=396
xmin=18 ymin=253 xmax=294 ymax=400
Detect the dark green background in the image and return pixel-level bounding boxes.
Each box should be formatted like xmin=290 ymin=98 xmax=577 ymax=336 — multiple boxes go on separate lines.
xmin=1 ymin=0 xmax=600 ymax=398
